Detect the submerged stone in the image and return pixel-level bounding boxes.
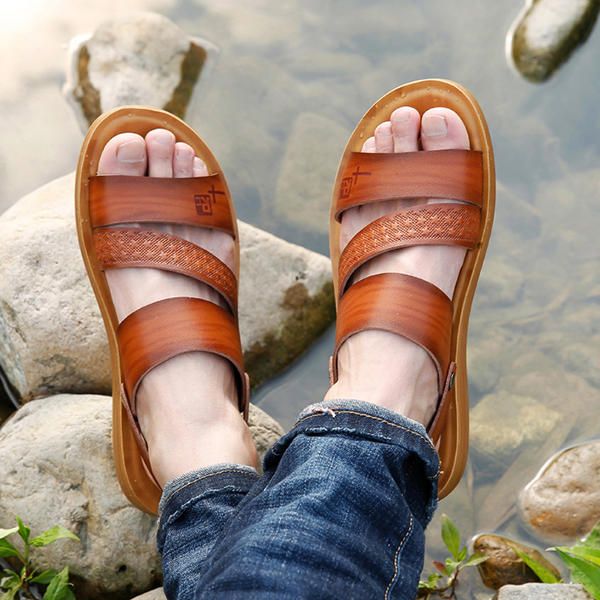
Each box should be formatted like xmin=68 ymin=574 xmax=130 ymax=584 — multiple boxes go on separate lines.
xmin=0 ymin=173 xmax=334 ymax=401
xmin=473 ymin=534 xmax=560 ymax=589
xmin=470 ymin=391 xmax=561 ymax=478
xmin=63 ymin=13 xmax=214 ymax=132
xmin=519 ymin=441 xmax=600 ymax=543
xmin=510 ymin=0 xmax=600 ymax=82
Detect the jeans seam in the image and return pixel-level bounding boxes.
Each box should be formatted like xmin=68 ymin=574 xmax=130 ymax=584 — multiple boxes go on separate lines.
xmin=293 ymin=410 xmax=440 ymax=480
xmin=161 ymin=468 xmax=252 ymax=506
xmin=383 ymin=515 xmax=414 ymax=600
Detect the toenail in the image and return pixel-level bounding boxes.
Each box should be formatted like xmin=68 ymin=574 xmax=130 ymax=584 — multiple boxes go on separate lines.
xmin=116 ymin=141 xmax=145 ymax=163
xmin=151 ymin=130 xmax=175 ymax=145
xmin=422 ymin=115 xmax=448 ymax=137
xmin=393 ymin=108 xmax=412 ymax=123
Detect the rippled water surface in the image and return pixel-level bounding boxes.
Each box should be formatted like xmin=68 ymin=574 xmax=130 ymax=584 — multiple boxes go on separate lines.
xmin=2 ymin=1 xmax=599 ymax=595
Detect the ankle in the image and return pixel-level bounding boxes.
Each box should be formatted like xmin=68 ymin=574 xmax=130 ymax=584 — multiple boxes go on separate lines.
xmin=325 ymin=330 xmax=439 ymax=425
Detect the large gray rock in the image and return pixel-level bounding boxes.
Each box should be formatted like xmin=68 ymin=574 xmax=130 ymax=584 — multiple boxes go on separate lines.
xmin=510 ymin=0 xmax=600 ymax=82
xmin=519 ymin=441 xmax=600 ymax=543
xmin=0 ymin=172 xmax=334 ymax=401
xmin=495 ymin=583 xmax=592 ymax=599
xmin=63 ymin=13 xmax=215 ymax=131
xmin=0 ymin=394 xmax=282 ymax=599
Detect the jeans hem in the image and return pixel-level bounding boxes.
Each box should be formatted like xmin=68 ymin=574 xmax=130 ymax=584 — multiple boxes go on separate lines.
xmin=157 ymin=464 xmax=259 ymax=552
xmin=265 ymin=398 xmax=440 ymax=521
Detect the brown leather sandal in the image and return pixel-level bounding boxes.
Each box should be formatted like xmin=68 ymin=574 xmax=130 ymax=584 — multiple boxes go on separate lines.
xmin=75 ymin=107 xmax=249 ymax=515
xmin=329 ymin=79 xmax=495 ymax=499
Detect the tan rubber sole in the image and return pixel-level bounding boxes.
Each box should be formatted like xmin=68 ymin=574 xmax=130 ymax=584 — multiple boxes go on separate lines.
xmin=329 ymin=79 xmax=495 ymax=499
xmin=75 ymin=107 xmax=241 ymax=515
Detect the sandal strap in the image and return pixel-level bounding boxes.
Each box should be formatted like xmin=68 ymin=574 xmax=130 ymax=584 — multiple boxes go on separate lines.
xmin=89 ymin=174 xmax=236 ymax=235
xmin=338 ymin=203 xmax=481 ymax=297
xmin=94 ymin=228 xmax=238 ymax=312
xmin=332 ymin=273 xmax=452 ymax=392
xmin=118 ymin=297 xmax=249 ymax=418
xmin=334 ymin=149 xmax=483 ymax=220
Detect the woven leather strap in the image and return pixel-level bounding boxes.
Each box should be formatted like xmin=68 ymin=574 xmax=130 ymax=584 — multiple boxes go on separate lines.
xmin=118 ymin=297 xmax=249 ymax=418
xmin=94 ymin=228 xmax=238 ymax=311
xmin=89 ymin=174 xmax=235 ymax=235
xmin=333 ymin=273 xmax=452 ymax=391
xmin=338 ymin=203 xmax=481 ymax=296
xmin=334 ymin=149 xmax=483 ymax=220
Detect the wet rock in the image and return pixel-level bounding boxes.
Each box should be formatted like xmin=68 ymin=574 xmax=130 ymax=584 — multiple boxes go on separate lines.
xmin=473 ymin=534 xmax=560 ymax=589
xmin=519 ymin=441 xmax=600 ymax=543
xmin=275 ymin=112 xmax=347 ymax=234
xmin=510 ymin=0 xmax=600 ymax=82
xmin=0 ymin=173 xmax=334 ymax=401
xmin=495 ymin=583 xmax=592 ymax=599
xmin=63 ymin=13 xmax=215 ymax=132
xmin=131 ymin=590 xmax=165 ymax=600
xmin=0 ymin=395 xmax=282 ymax=599
xmin=470 ymin=391 xmax=561 ymax=478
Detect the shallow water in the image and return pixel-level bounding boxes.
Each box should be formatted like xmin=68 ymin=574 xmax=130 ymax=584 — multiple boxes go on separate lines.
xmin=2 ymin=0 xmax=600 ymax=596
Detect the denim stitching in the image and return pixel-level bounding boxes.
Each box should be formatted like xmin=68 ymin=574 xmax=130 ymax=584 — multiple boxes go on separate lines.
xmin=294 ymin=410 xmax=440 ymax=480
xmin=161 ymin=467 xmax=254 ymax=506
xmin=297 ymin=410 xmax=434 ymax=449
xmin=383 ymin=515 xmax=414 ymax=600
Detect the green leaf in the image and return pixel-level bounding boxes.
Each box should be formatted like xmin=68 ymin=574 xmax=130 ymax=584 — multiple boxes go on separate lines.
xmin=418 ymin=573 xmax=441 ymax=592
xmin=463 ymin=552 xmax=489 ymax=568
xmin=441 ymin=514 xmax=461 ymax=560
xmin=30 ymin=526 xmax=79 ymax=548
xmin=0 ymin=587 xmax=20 ymax=600
xmin=581 ymin=521 xmax=600 ymax=551
xmin=555 ymin=545 xmax=600 ymax=568
xmin=511 ymin=546 xmax=561 ymax=584
xmin=43 ymin=567 xmax=74 ymax=600
xmin=0 ymin=573 xmax=19 ymax=589
xmin=30 ymin=569 xmax=58 ymax=585
xmin=444 ymin=557 xmax=461 ymax=573
xmin=457 ymin=546 xmax=468 ymax=562
xmin=0 ymin=528 xmax=18 ymax=541
xmin=0 ymin=538 xmax=19 ymax=559
xmin=554 ymin=548 xmax=600 ymax=599
xmin=15 ymin=517 xmax=30 ymax=545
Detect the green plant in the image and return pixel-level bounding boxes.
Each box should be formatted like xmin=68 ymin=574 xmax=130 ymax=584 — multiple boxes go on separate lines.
xmin=505 ymin=520 xmax=600 ymax=600
xmin=0 ymin=516 xmax=79 ymax=600
xmin=418 ymin=514 xmax=487 ymax=599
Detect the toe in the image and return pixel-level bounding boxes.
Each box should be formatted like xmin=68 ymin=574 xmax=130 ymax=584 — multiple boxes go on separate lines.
xmin=361 ymin=136 xmax=376 ymax=153
xmin=420 ymin=107 xmax=470 ymax=151
xmin=193 ymin=156 xmax=209 ymax=177
xmin=173 ymin=142 xmax=194 ymax=178
xmin=374 ymin=121 xmax=394 ymax=153
xmin=146 ymin=129 xmax=176 ymax=177
xmin=98 ymin=133 xmax=146 ymax=176
xmin=390 ymin=106 xmax=420 ymax=153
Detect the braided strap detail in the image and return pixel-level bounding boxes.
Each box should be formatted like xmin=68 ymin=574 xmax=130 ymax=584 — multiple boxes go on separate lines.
xmin=339 ymin=203 xmax=481 ymax=295
xmin=94 ymin=228 xmax=237 ymax=311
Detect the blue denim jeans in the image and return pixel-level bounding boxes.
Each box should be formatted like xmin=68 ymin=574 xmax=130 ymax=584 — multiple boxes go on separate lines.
xmin=157 ymin=399 xmax=439 ymax=599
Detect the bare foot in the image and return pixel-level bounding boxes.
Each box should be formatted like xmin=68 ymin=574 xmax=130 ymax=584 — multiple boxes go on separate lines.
xmin=98 ymin=130 xmax=258 ymax=486
xmin=325 ymin=107 xmax=470 ymax=426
